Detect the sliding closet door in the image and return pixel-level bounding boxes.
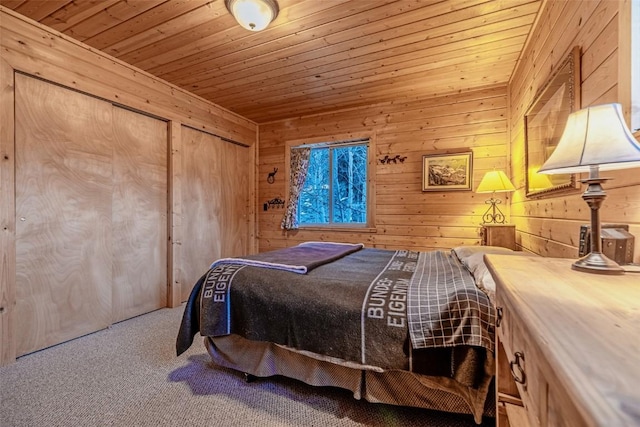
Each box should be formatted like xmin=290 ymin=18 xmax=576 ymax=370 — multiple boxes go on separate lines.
xmin=15 ymin=74 xmax=113 ymax=356
xmin=181 ymin=126 xmax=250 ymax=302
xmin=112 ymin=107 xmax=167 ymax=323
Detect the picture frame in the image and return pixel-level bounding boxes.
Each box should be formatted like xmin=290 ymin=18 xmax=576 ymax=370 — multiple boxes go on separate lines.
xmin=525 ymin=46 xmax=581 ymax=197
xmin=422 ymin=151 xmax=473 ymax=192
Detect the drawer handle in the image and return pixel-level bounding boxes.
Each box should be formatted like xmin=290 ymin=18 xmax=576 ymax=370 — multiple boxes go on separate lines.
xmin=496 ymin=306 xmax=503 ymax=327
xmin=509 ymin=351 xmax=527 ymax=386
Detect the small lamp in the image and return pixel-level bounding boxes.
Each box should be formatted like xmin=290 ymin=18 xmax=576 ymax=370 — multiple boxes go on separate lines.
xmin=538 ymin=103 xmax=640 ymax=275
xmin=476 ymin=170 xmax=516 ymax=224
xmin=528 ymin=169 xmax=553 ymax=191
xmin=225 ymin=0 xmax=278 ymax=32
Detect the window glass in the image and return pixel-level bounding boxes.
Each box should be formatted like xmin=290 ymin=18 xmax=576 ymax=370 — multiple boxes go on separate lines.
xmin=331 ymin=144 xmax=367 ymax=224
xmin=298 ymin=148 xmax=329 ymax=224
xmin=298 ymin=142 xmax=368 ymax=226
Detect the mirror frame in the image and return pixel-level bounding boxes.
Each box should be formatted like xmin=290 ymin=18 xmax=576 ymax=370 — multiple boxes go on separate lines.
xmin=525 ymin=46 xmax=582 ymax=198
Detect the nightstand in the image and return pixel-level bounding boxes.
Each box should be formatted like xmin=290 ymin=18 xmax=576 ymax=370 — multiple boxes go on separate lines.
xmin=480 ymin=224 xmax=515 ymax=250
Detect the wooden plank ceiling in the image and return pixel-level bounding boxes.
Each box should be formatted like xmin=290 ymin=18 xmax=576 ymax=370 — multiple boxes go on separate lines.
xmin=1 ymin=0 xmax=541 ymax=124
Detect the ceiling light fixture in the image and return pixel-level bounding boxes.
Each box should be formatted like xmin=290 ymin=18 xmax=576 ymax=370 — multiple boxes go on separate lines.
xmin=225 ymin=0 xmax=279 ymax=32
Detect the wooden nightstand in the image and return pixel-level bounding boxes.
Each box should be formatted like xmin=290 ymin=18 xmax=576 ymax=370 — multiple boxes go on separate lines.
xmin=486 ymin=255 xmax=640 ymax=427
xmin=480 ymin=224 xmax=516 ymax=250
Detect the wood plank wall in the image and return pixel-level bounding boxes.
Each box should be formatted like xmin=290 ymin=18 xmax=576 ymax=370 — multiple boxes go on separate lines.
xmin=508 ymin=0 xmax=640 ymax=262
xmin=258 ymin=86 xmax=509 ymax=252
xmin=0 ymin=7 xmax=257 ymax=366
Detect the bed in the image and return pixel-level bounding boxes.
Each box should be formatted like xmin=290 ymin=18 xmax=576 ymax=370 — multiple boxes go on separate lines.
xmin=176 ymin=242 xmax=517 ymax=424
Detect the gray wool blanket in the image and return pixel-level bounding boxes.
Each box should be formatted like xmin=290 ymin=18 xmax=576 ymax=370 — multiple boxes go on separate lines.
xmin=176 ymin=245 xmax=496 ymax=424
xmin=177 ymin=246 xmax=494 ymax=369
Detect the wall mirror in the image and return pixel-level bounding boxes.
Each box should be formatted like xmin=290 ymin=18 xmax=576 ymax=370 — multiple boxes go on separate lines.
xmin=525 ymin=46 xmax=581 ymax=197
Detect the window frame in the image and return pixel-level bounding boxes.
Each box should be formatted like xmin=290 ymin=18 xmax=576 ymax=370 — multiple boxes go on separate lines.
xmin=284 ymin=132 xmax=377 ymax=231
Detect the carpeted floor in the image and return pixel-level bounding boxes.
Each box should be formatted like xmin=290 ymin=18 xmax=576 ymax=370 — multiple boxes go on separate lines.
xmin=0 ymin=306 xmax=495 ymax=426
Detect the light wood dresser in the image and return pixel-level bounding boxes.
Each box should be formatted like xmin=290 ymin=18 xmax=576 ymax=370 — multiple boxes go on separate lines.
xmin=485 ymin=255 xmax=640 ymax=427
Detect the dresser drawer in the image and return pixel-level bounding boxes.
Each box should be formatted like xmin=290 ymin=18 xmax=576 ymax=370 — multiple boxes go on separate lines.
xmin=496 ymin=292 xmax=546 ymax=427
xmin=510 ymin=317 xmax=546 ymax=426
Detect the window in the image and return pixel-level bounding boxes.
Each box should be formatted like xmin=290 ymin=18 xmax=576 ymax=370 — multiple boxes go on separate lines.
xmin=296 ymin=140 xmax=369 ymax=226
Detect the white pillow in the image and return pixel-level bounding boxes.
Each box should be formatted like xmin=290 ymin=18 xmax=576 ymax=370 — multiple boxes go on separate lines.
xmin=451 ymin=246 xmax=530 ymax=294
xmin=451 ymin=245 xmax=517 ymax=263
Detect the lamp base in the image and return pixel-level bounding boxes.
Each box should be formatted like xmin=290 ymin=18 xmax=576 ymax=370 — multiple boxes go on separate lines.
xmin=481 ymin=197 xmax=506 ymax=224
xmin=571 ymin=252 xmax=624 ymax=275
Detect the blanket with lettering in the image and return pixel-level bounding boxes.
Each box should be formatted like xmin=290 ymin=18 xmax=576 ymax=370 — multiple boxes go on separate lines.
xmin=176 ymin=247 xmax=494 ymax=371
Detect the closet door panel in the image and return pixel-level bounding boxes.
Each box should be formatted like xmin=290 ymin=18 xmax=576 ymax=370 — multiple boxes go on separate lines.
xmin=219 ymin=137 xmax=250 ymax=258
xmin=181 ymin=127 xmax=250 ymax=302
xmin=15 ymin=74 xmax=113 ymax=356
xmin=112 ymin=107 xmax=168 ymax=322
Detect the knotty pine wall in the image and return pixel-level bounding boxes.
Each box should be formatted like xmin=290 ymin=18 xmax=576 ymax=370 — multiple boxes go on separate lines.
xmin=508 ymin=0 xmax=640 ymax=261
xmin=258 ymin=86 xmax=509 ymax=252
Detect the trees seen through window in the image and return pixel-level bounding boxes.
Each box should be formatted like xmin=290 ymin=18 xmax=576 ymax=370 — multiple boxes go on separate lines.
xmin=297 ymin=142 xmax=368 ymax=226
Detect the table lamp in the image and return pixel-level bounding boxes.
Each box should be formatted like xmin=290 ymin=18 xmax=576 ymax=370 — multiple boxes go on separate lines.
xmin=538 ymin=103 xmax=640 ymax=274
xmin=476 ymin=170 xmax=516 ymax=224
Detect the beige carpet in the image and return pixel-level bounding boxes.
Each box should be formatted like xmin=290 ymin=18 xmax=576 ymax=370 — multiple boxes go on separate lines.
xmin=0 ymin=306 xmax=495 ymax=426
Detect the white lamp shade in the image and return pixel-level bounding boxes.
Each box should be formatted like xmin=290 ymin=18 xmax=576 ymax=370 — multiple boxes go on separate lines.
xmin=538 ymin=103 xmax=640 ymax=174
xmin=476 ymin=170 xmax=516 ymax=193
xmin=225 ymin=0 xmax=278 ymax=32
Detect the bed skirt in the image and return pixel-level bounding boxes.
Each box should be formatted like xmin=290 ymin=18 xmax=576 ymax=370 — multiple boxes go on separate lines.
xmin=204 ymin=335 xmax=495 ymax=423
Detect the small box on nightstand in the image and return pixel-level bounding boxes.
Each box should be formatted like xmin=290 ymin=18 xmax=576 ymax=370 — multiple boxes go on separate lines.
xmin=480 ymin=224 xmax=516 ymax=250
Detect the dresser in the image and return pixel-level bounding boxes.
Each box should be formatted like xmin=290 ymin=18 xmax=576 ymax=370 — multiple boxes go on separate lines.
xmin=485 ymin=255 xmax=640 ymax=427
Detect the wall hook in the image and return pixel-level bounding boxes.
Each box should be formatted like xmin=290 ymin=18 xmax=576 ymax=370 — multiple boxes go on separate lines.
xmin=379 ymin=155 xmax=407 ymax=164
xmin=264 ymin=197 xmax=285 ymax=211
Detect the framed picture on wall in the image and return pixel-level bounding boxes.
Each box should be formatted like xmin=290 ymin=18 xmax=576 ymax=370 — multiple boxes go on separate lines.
xmin=525 ymin=46 xmax=581 ymax=197
xmin=422 ymin=151 xmax=473 ymax=192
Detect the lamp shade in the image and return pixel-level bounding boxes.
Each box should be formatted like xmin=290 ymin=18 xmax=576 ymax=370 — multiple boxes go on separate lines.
xmin=225 ymin=0 xmax=278 ymax=32
xmin=528 ymin=170 xmax=553 ymax=190
xmin=538 ymin=103 xmax=640 ymax=174
xmin=476 ymin=170 xmax=516 ymax=193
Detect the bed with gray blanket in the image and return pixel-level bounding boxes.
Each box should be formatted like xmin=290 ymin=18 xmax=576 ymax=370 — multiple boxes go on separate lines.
xmin=176 ymin=242 xmax=497 ymax=424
